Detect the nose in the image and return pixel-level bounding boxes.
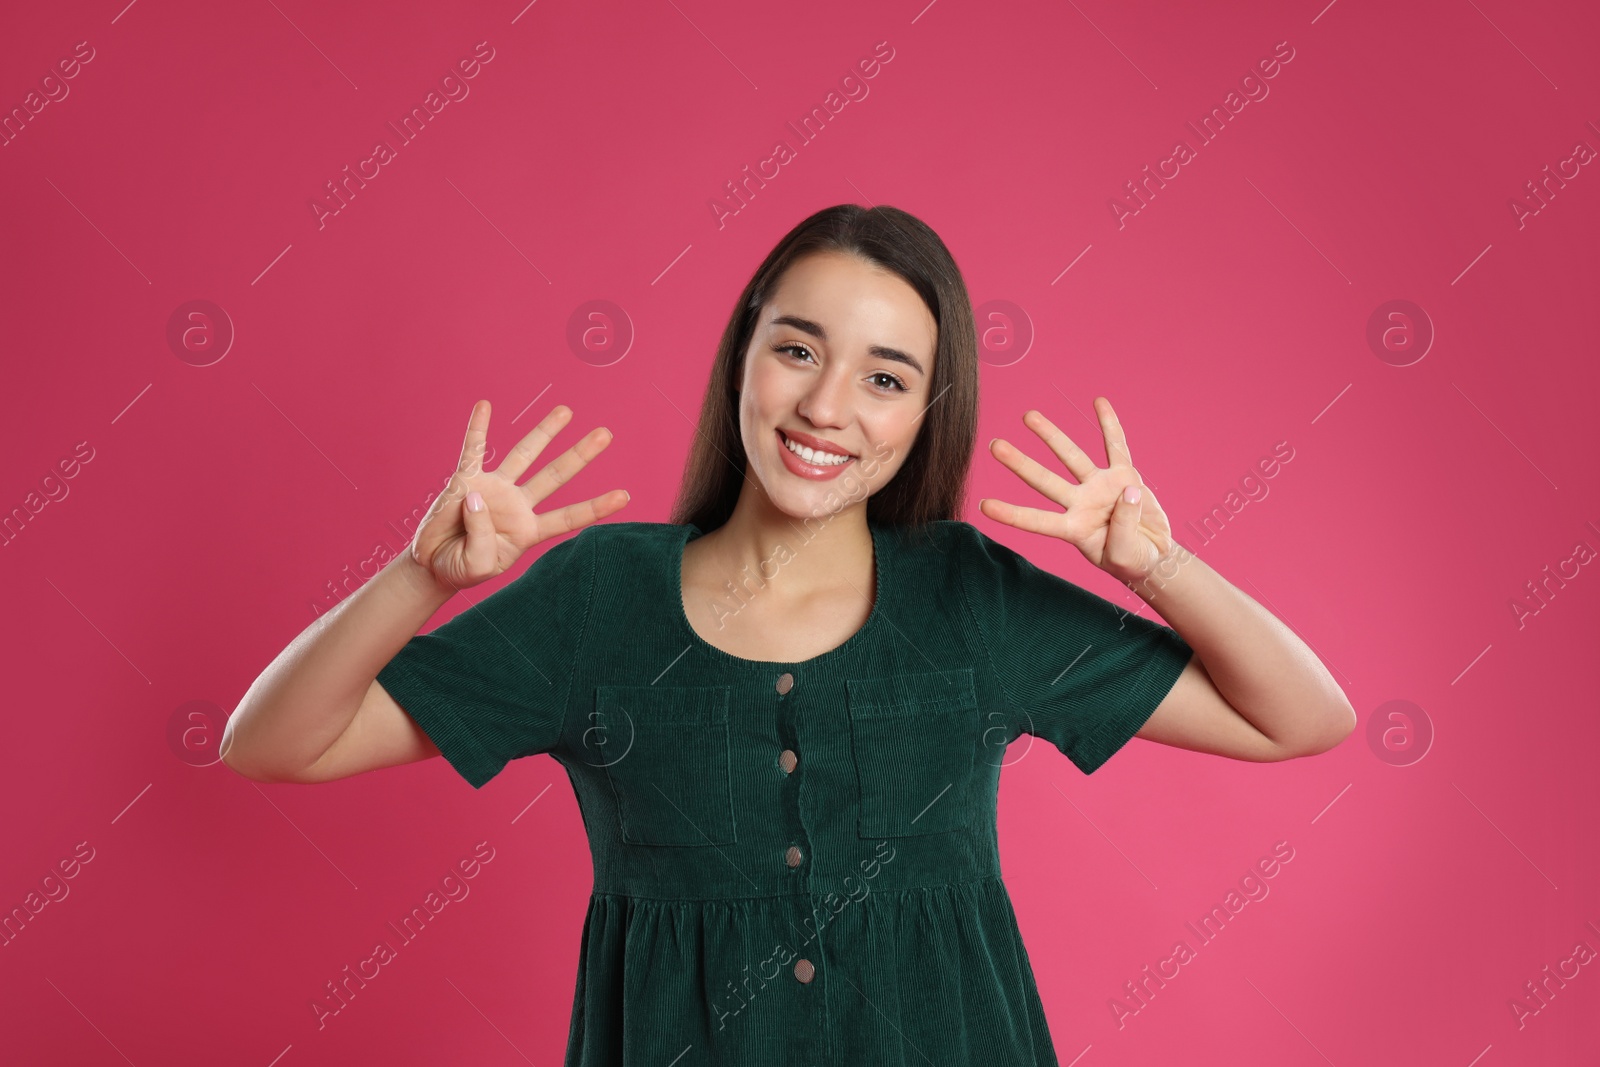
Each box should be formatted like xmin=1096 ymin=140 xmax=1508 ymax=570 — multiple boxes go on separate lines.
xmin=796 ymin=364 xmax=851 ymax=429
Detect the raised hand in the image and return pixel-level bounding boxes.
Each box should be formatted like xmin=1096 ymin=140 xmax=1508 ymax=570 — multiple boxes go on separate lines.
xmin=411 ymin=400 xmax=629 ymax=593
xmin=980 ymin=397 xmax=1175 ymax=586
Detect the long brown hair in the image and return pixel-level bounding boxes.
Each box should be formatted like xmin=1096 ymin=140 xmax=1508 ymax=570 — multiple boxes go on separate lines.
xmin=669 ymin=204 xmax=978 ymax=539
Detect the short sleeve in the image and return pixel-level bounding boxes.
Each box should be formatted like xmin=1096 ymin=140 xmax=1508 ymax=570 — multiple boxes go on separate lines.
xmin=375 ymin=529 xmax=596 ymax=789
xmin=956 ymin=523 xmax=1193 ymax=775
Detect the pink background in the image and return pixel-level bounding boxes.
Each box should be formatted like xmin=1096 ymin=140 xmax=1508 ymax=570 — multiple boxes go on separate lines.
xmin=3 ymin=0 xmax=1598 ymax=1063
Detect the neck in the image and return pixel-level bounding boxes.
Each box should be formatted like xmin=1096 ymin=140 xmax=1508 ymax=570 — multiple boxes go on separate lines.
xmin=701 ymin=477 xmax=874 ymax=601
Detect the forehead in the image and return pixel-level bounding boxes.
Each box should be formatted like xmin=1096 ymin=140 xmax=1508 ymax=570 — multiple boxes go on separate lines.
xmin=762 ymin=252 xmax=937 ymax=355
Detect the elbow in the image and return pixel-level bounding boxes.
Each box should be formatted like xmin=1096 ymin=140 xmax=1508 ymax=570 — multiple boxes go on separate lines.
xmin=1277 ymin=696 xmax=1358 ymax=760
xmin=221 ymin=751 xmax=305 ymax=784
xmin=218 ymin=732 xmax=266 ymax=781
xmin=218 ymin=724 xmax=299 ymax=784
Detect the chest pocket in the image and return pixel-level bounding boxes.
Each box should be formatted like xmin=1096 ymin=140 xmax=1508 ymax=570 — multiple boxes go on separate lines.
xmin=846 ymin=668 xmax=980 ymax=838
xmin=593 ymin=684 xmax=737 ymax=846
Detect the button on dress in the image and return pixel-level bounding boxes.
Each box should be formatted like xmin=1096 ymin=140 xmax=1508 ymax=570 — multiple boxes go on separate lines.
xmin=375 ymin=518 xmax=1193 ymax=1065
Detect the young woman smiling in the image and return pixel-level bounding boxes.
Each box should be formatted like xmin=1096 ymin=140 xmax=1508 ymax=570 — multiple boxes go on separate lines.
xmin=222 ymin=204 xmax=1354 ymax=1065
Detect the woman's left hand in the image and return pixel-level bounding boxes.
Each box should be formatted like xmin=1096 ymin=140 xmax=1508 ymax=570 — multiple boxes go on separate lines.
xmin=980 ymin=397 xmax=1177 ymax=587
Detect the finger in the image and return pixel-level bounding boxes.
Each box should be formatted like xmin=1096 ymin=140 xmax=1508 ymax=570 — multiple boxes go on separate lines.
xmin=977 ymin=496 xmax=1068 ymax=540
xmin=1096 ymin=396 xmax=1133 ymax=468
xmin=1104 ymin=483 xmax=1147 ymax=576
xmin=519 ymin=426 xmax=615 ymax=507
xmin=533 ymin=489 xmax=631 ymax=541
xmin=989 ymin=436 xmax=1076 ymax=507
xmin=496 ymin=404 xmax=574 ymax=483
xmin=457 ymin=399 xmax=492 ymax=479
xmin=460 ymin=489 xmax=499 ymax=579
xmin=1022 ymin=409 xmax=1098 ymax=483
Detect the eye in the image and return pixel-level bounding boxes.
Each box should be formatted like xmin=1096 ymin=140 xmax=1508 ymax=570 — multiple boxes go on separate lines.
xmin=775 ymin=342 xmax=816 ymax=363
xmin=776 ymin=342 xmax=907 ymax=393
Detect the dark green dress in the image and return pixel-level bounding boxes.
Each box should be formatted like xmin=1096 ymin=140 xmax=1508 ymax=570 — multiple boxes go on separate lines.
xmin=376 ymin=518 xmax=1192 ymax=1065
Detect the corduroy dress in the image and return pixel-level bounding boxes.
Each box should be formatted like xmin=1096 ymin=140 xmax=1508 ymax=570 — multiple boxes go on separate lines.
xmin=375 ymin=518 xmax=1192 ymax=1066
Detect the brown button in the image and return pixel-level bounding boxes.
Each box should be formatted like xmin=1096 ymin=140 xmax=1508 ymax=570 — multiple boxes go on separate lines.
xmin=776 ymin=672 xmax=794 ymax=695
xmin=778 ymin=749 xmax=798 ymax=774
xmin=794 ymin=958 xmax=815 ymax=983
xmin=785 ymin=845 xmax=803 ymax=867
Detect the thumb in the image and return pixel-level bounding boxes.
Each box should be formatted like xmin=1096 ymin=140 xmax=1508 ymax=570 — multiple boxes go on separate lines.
xmin=1104 ymin=483 xmax=1146 ymax=577
xmin=461 ymin=489 xmax=499 ymax=580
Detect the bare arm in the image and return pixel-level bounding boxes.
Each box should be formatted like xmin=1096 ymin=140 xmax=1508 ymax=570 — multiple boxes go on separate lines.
xmin=219 ymin=547 xmax=457 ymax=780
xmin=220 ymin=400 xmax=626 ymax=785
xmin=220 ymin=552 xmax=454 ymax=782
xmin=984 ymin=398 xmax=1355 ymax=765
xmin=1131 ymin=547 xmax=1354 ymax=760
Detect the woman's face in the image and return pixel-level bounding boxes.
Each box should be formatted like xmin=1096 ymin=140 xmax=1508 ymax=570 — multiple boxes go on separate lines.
xmin=736 ymin=250 xmax=938 ymax=521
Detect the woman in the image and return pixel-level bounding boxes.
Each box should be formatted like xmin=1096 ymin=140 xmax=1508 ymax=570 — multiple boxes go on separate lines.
xmin=222 ymin=204 xmax=1355 ymax=1064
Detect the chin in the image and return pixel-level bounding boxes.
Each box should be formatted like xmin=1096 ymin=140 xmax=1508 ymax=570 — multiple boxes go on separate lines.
xmin=772 ymin=474 xmax=876 ymax=523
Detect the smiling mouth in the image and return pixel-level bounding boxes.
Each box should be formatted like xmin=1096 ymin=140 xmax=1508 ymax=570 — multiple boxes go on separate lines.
xmin=778 ymin=429 xmax=856 ymax=466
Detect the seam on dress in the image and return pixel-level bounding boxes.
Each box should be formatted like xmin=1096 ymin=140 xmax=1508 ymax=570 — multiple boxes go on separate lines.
xmin=551 ymin=526 xmax=599 ymax=758
xmin=1068 ymin=634 xmax=1192 ymax=774
xmin=586 ymin=872 xmax=1007 ymax=904
xmin=953 ymin=523 xmax=1026 ymax=744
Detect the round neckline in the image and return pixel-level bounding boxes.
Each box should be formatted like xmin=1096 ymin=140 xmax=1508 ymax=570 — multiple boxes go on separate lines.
xmin=672 ymin=518 xmax=888 ymax=670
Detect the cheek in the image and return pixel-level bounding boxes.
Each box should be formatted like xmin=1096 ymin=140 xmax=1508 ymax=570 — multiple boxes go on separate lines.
xmin=860 ymin=412 xmax=921 ymax=475
xmin=738 ymin=365 xmax=785 ymax=459
xmin=742 ymin=360 xmax=791 ymax=421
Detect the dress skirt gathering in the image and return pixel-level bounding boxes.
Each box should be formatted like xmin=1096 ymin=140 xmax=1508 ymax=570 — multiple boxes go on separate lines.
xmin=569 ymin=875 xmax=1056 ymax=1064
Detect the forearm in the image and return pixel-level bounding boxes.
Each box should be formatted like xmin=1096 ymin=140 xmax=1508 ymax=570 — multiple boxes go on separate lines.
xmin=221 ymin=551 xmax=454 ymax=779
xmin=1130 ymin=545 xmax=1355 ymax=754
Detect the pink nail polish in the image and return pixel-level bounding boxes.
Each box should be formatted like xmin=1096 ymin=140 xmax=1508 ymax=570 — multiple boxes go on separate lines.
xmin=1124 ymin=485 xmax=1140 ymax=504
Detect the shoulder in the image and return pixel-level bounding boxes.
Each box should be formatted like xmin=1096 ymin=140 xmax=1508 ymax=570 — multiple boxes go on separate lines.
xmin=948 ymin=520 xmax=1052 ymax=571
xmin=514 ymin=519 xmax=680 ymax=577
xmin=508 ymin=520 xmax=682 ymax=615
xmin=924 ymin=520 xmax=1071 ymax=602
xmin=574 ymin=519 xmax=686 ymax=547
xmin=880 ymin=518 xmax=975 ymax=552
xmin=561 ymin=519 xmax=687 ymax=567
xmin=877 ymin=519 xmax=986 ymax=594
xmin=882 ymin=519 xmax=1015 ymax=569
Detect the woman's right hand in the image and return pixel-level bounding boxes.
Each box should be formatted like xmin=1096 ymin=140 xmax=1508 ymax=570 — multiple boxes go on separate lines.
xmin=410 ymin=400 xmax=628 ymax=593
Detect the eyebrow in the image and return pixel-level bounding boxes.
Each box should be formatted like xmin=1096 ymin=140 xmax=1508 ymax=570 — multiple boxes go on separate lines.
xmin=767 ymin=314 xmax=927 ymax=377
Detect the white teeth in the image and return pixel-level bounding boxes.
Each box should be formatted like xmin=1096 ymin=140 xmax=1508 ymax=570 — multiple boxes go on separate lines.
xmin=782 ymin=433 xmax=851 ymax=466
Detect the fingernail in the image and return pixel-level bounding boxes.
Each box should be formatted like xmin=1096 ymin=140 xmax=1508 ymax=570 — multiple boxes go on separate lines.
xmin=467 ymin=491 xmax=484 ymax=512
xmin=1124 ymin=485 xmax=1140 ymax=504
xmin=622 ymin=490 xmax=630 ymax=501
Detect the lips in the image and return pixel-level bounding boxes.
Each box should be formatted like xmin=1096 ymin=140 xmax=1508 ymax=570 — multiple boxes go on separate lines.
xmin=778 ymin=428 xmax=856 ymax=459
xmin=774 ymin=428 xmax=856 ymax=481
